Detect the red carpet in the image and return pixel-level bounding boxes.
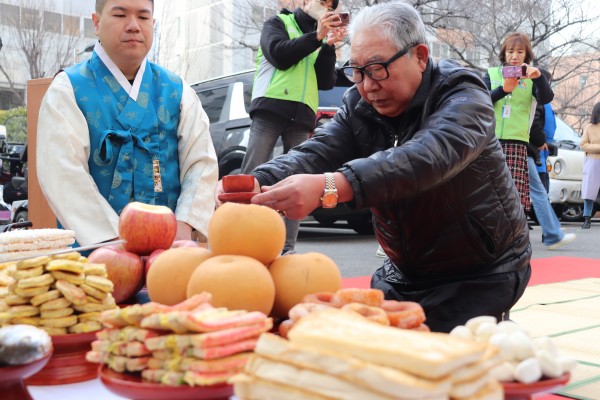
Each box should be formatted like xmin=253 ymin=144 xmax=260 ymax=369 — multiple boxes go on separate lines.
xmin=341 ymin=257 xmax=600 ymax=400
xmin=342 ymin=257 xmax=600 ymax=289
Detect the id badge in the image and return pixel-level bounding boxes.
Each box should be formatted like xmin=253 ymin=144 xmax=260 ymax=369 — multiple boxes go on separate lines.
xmin=502 ymin=105 xmax=511 ymax=119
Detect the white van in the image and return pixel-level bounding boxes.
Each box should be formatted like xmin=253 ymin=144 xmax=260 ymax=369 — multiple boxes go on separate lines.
xmin=0 ymin=125 xmax=6 ymax=142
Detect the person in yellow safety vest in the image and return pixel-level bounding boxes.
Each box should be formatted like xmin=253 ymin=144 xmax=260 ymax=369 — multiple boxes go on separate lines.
xmin=483 ymin=32 xmax=553 ymax=215
xmin=241 ymin=0 xmax=346 ymax=255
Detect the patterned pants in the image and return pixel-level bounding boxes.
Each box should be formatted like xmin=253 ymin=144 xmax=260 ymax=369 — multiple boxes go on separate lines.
xmin=501 ymin=142 xmax=531 ymax=213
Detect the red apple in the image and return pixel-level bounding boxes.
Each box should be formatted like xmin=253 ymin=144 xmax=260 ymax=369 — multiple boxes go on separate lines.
xmin=171 ymin=240 xmax=200 ymax=248
xmin=88 ymin=246 xmax=145 ymax=304
xmin=144 ymin=248 xmax=166 ymax=276
xmin=119 ymin=202 xmax=177 ymax=255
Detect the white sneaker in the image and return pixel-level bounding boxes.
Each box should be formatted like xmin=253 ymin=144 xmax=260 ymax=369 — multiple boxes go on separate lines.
xmin=376 ymin=245 xmax=386 ymax=258
xmin=546 ymin=233 xmax=576 ymax=250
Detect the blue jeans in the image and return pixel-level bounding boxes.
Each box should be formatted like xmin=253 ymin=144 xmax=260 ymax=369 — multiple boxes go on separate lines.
xmin=528 ymin=157 xmax=564 ymax=245
xmin=241 ymin=112 xmax=311 ymax=253
xmin=583 ymin=199 xmax=595 ymax=217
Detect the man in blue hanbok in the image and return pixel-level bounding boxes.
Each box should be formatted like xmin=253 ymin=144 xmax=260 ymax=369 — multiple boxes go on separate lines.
xmin=37 ymin=0 xmax=218 ymax=246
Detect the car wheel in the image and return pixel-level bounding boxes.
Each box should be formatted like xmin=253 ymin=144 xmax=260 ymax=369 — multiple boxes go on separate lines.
xmin=553 ymin=204 xmax=584 ymax=222
xmin=347 ymin=216 xmax=374 ymax=235
xmin=14 ymin=210 xmax=28 ymax=223
xmin=313 ymin=215 xmax=337 ymax=225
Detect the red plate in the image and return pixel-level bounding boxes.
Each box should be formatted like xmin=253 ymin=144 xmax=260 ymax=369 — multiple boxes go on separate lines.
xmin=26 ymin=331 xmax=99 ymax=386
xmin=0 ymin=352 xmax=52 ymax=400
xmin=217 ymin=192 xmax=257 ymax=204
xmin=502 ymin=373 xmax=570 ymax=400
xmin=99 ymin=365 xmax=234 ymax=400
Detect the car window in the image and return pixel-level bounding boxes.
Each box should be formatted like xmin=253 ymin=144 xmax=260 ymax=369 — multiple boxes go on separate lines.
xmin=318 ymin=86 xmax=348 ymax=108
xmin=197 ymin=86 xmax=229 ymax=124
xmin=243 ymin=82 xmax=252 ymax=114
xmin=554 ymin=118 xmax=581 ymax=145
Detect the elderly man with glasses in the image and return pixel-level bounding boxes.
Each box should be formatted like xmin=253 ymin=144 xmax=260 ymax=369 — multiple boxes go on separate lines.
xmin=217 ymin=1 xmax=531 ymax=333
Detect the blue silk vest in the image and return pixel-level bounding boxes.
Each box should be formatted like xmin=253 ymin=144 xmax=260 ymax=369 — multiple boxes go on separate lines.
xmin=64 ymin=52 xmax=182 ymax=215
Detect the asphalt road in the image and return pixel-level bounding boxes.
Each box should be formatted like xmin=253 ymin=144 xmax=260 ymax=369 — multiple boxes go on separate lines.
xmin=295 ymin=217 xmax=599 ymax=279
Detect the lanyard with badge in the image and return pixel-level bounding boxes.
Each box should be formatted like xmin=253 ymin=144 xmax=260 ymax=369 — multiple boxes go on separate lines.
xmin=502 ymin=94 xmax=512 ymax=119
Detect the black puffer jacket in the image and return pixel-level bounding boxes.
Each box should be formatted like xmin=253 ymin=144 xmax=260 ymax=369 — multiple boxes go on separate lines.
xmin=254 ymin=59 xmax=531 ymax=284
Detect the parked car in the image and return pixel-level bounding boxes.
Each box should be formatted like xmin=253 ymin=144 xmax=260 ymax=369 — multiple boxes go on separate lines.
xmin=192 ymin=70 xmax=374 ymax=234
xmin=547 ymin=118 xmax=600 ymax=221
xmin=10 ymin=199 xmax=28 ymax=223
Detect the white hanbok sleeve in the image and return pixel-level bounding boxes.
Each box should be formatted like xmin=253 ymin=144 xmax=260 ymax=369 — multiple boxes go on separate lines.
xmin=175 ymin=82 xmax=218 ymax=238
xmin=36 ymin=72 xmax=119 ymax=245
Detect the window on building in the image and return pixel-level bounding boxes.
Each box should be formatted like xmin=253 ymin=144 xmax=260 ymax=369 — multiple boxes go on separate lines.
xmin=210 ymin=6 xmax=223 ymax=43
xmin=44 ymin=11 xmax=62 ymax=34
xmin=580 ymin=75 xmax=588 ymax=88
xmin=431 ymin=42 xmax=440 ymax=58
xmin=22 ymin=7 xmax=40 ymax=29
xmin=0 ymin=4 xmax=20 ymax=27
xmin=84 ymin=18 xmax=96 ymax=38
xmin=64 ymin=15 xmax=80 ymax=36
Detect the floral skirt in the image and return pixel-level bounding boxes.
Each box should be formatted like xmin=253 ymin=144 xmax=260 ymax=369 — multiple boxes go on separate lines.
xmin=500 ymin=141 xmax=531 ymax=213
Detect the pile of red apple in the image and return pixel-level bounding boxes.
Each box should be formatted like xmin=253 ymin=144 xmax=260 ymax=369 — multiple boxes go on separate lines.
xmin=88 ymin=202 xmax=199 ymax=304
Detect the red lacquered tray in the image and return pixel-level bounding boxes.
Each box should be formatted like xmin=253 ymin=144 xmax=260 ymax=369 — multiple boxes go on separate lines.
xmin=99 ymin=365 xmax=234 ymax=400
xmin=26 ymin=331 xmax=98 ymax=385
xmin=217 ymin=192 xmax=256 ymax=204
xmin=502 ymin=373 xmax=570 ymax=400
xmin=0 ymin=352 xmax=52 ymax=400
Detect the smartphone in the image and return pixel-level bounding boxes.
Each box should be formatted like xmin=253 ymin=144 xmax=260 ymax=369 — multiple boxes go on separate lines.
xmin=502 ymin=65 xmax=527 ymax=78
xmin=337 ymin=12 xmax=350 ymax=27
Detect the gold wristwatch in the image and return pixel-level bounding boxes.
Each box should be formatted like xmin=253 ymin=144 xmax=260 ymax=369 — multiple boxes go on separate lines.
xmin=321 ymin=172 xmax=338 ymax=209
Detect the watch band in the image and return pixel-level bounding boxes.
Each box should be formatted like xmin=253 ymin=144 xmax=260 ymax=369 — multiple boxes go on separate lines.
xmin=325 ymin=172 xmax=335 ymax=192
xmin=321 ymin=172 xmax=338 ymax=208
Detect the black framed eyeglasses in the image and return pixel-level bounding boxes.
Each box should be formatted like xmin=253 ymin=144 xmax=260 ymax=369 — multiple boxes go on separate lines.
xmin=341 ymin=42 xmax=420 ymax=84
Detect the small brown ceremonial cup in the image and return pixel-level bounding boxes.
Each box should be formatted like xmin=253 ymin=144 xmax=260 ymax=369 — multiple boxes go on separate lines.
xmin=222 ymin=174 xmax=256 ymax=193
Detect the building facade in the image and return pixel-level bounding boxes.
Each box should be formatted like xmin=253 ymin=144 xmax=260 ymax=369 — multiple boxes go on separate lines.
xmin=0 ymin=0 xmax=96 ymax=108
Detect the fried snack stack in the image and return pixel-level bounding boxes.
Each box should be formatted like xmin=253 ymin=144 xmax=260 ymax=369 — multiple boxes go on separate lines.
xmin=0 ymin=253 xmax=118 ymax=335
xmin=233 ymin=309 xmax=504 ymax=400
xmin=87 ymin=293 xmax=273 ymax=386
xmin=0 ymin=229 xmax=76 ymax=262
xmin=278 ymin=288 xmax=428 ymax=338
xmin=0 ymin=261 xmax=16 ymax=300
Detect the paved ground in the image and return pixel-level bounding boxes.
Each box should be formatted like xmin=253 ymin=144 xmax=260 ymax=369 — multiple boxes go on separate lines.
xmin=295 ymin=217 xmax=600 ymax=278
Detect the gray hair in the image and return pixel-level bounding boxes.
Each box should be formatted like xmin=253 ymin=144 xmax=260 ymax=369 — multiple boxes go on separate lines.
xmin=349 ymin=1 xmax=428 ymax=51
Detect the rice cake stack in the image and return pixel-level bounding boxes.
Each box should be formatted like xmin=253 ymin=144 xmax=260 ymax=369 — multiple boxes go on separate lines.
xmin=233 ymin=308 xmax=504 ymax=400
xmin=88 ymin=326 xmax=158 ymax=373
xmin=0 ymin=229 xmax=76 ymax=262
xmin=0 ymin=252 xmax=118 ymax=335
xmin=87 ymin=294 xmax=272 ymax=386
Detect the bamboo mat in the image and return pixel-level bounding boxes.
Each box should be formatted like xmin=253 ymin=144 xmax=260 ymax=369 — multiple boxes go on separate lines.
xmin=511 ymin=278 xmax=600 ymax=399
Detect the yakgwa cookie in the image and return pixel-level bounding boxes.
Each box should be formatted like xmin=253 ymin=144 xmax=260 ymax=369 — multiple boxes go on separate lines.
xmin=55 ymin=280 xmax=86 ymax=306
xmin=9 ymin=266 xmax=43 ymax=280
xmin=14 ymin=285 xmax=50 ymax=298
xmin=40 ymin=297 xmax=72 ymax=311
xmin=46 ymin=259 xmax=86 ymax=274
xmin=50 ymin=252 xmax=82 ymax=261
xmin=50 ymin=270 xmax=85 ymax=285
xmin=17 ymin=273 xmax=54 ymax=289
xmin=41 ymin=307 xmax=75 ymax=319
xmin=40 ymin=315 xmax=78 ymax=328
xmin=16 ymin=256 xmax=52 ymax=270
xmin=30 ymin=289 xmax=61 ymax=307
xmin=68 ymin=320 xmax=102 ymax=334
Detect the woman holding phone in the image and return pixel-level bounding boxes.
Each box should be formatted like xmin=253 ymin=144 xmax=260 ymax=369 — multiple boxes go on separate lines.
xmin=483 ymin=32 xmax=553 ymax=215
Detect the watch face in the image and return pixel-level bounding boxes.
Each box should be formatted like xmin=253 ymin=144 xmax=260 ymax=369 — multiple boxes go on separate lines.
xmin=322 ymin=193 xmax=338 ymax=208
